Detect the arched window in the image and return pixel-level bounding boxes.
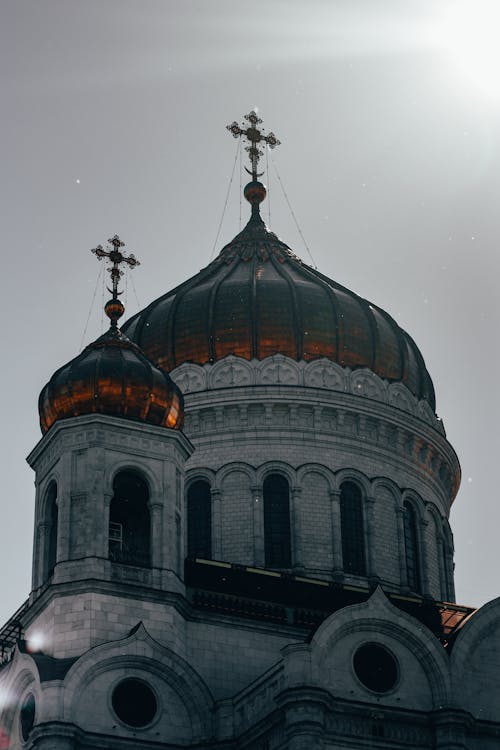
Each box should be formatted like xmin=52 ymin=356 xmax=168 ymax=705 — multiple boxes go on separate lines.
xmin=109 ymin=471 xmax=151 ymax=568
xmin=187 ymin=480 xmax=212 ymax=559
xmin=340 ymin=481 xmax=366 ymax=576
xmin=403 ymin=501 xmax=421 ymax=592
xmin=45 ymin=482 xmax=58 ymax=580
xmin=263 ymin=474 xmax=291 ymax=568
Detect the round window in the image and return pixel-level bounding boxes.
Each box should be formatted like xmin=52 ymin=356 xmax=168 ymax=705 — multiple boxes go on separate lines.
xmin=20 ymin=693 xmax=35 ymax=742
xmin=111 ymin=678 xmax=157 ymax=728
xmin=353 ymin=643 xmax=398 ymax=693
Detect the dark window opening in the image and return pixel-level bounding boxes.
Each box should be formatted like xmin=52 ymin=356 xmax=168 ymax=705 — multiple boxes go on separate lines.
xmin=404 ymin=502 xmax=421 ymax=592
xmin=264 ymin=474 xmax=291 ymax=568
xmin=187 ymin=480 xmax=212 ymax=559
xmin=340 ymin=481 xmax=366 ymax=576
xmin=20 ymin=693 xmax=36 ymax=741
xmin=111 ymin=678 xmax=157 ymax=728
xmin=353 ymin=643 xmax=398 ymax=693
xmin=45 ymin=483 xmax=58 ymax=580
xmin=109 ymin=471 xmax=151 ymax=568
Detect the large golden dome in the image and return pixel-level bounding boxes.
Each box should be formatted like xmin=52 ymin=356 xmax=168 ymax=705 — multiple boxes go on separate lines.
xmin=122 ymin=183 xmax=436 ymax=409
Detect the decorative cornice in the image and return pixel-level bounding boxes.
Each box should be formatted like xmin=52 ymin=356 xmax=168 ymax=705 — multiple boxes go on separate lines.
xmin=171 ymin=355 xmax=444 ymax=434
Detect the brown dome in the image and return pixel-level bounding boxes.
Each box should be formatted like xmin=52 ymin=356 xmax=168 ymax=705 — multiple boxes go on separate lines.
xmin=39 ymin=326 xmax=184 ymax=434
xmin=122 ymin=201 xmax=435 ymax=409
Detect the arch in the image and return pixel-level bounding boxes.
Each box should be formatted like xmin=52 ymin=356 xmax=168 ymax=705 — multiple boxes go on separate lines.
xmin=403 ymin=500 xmax=422 ymax=593
xmin=371 ymin=477 xmax=402 ymax=507
xmin=187 ymin=479 xmax=212 ymax=559
xmin=215 ymin=462 xmax=256 ymax=491
xmin=296 ymin=463 xmax=335 ymax=491
xmin=256 ymin=461 xmax=296 ymax=488
xmin=105 ymin=460 xmax=161 ymax=503
xmin=37 ymin=471 xmax=61 ymax=518
xmin=185 ymin=468 xmax=216 ymax=489
xmin=387 ymin=382 xmax=416 ymax=414
xmin=339 ymin=480 xmax=366 ymax=576
xmin=109 ymin=470 xmax=151 ymax=568
xmin=263 ymin=473 xmax=292 ymax=569
xmin=42 ymin=481 xmax=58 ymax=581
xmin=0 ymin=658 xmax=39 ymax=745
xmin=303 ymin=358 xmax=346 ymax=390
xmin=350 ymin=368 xmax=386 ymax=402
xmin=333 ymin=468 xmax=371 ymax=496
xmin=63 ymin=623 xmax=214 ymax=742
xmin=399 ymin=490 xmax=427 ymax=525
xmin=257 ymin=355 xmax=301 ymax=386
xmin=310 ymin=588 xmax=451 ymax=708
xmin=170 ymin=362 xmax=207 ymax=394
xmin=208 ymin=356 xmax=254 ymax=389
xmin=450 ymin=598 xmax=500 ymax=719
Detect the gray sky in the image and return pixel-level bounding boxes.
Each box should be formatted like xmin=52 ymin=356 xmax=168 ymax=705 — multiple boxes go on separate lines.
xmin=1 ymin=0 xmax=499 ymax=625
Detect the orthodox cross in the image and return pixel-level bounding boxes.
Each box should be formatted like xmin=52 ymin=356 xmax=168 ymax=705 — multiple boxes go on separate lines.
xmin=227 ymin=111 xmax=281 ymax=180
xmin=91 ymin=235 xmax=140 ymax=299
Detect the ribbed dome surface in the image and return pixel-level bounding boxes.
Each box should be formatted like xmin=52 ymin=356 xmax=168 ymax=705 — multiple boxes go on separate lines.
xmin=122 ymin=209 xmax=435 ymax=409
xmin=39 ymin=326 xmax=184 ymax=434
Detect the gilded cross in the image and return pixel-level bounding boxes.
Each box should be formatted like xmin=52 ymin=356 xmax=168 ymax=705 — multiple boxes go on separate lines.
xmin=91 ymin=235 xmax=140 ymax=299
xmin=226 ymin=111 xmax=281 ymax=179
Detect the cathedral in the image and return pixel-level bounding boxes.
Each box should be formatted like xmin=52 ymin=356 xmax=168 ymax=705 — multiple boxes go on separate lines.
xmin=1 ymin=112 xmax=499 ymax=749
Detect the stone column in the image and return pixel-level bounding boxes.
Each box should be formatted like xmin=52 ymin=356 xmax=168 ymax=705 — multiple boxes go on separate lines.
xmin=252 ymin=484 xmax=265 ymax=567
xmin=95 ymin=492 xmax=111 ymax=561
xmin=329 ymin=490 xmax=343 ymax=579
xmin=211 ymin=488 xmax=222 ymax=560
xmin=395 ymin=506 xmax=407 ymax=590
xmin=291 ymin=486 xmax=303 ymax=572
xmin=35 ymin=523 xmax=49 ymax=588
xmin=149 ymin=501 xmax=163 ymax=569
xmin=56 ymin=451 xmax=72 ymax=563
xmin=56 ymin=491 xmax=70 ymax=564
xmin=444 ymin=545 xmax=456 ymax=603
xmin=437 ymin=536 xmax=446 ymax=601
xmin=56 ymin=489 xmax=71 ymax=562
xmin=365 ymin=495 xmax=378 ymax=582
xmin=420 ymin=513 xmax=431 ymax=598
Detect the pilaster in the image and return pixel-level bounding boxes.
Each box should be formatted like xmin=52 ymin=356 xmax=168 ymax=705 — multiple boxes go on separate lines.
xmin=329 ymin=490 xmax=343 ymax=579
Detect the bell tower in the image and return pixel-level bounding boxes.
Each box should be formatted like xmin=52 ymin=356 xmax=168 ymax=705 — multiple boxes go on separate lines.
xmin=25 ymin=236 xmax=192 ymax=659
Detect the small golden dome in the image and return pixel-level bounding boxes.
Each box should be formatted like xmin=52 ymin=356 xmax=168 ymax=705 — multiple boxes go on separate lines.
xmin=38 ymin=326 xmax=183 ymax=434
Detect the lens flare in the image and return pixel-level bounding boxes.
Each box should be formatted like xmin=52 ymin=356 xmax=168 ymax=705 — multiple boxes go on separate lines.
xmin=436 ymin=0 xmax=500 ymax=98
xmin=26 ymin=631 xmax=46 ymax=653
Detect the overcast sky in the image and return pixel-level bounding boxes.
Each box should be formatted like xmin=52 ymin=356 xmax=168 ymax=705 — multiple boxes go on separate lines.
xmin=1 ymin=0 xmax=499 ymax=625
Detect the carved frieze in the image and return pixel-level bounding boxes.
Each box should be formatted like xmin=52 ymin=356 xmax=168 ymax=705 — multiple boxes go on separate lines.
xmin=170 ymin=355 xmax=444 ymax=435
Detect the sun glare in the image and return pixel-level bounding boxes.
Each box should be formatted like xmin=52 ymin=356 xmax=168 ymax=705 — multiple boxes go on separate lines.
xmin=26 ymin=631 xmax=46 ymax=653
xmin=437 ymin=0 xmax=500 ymax=98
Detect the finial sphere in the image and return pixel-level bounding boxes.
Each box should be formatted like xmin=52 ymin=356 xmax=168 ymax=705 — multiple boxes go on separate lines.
xmin=104 ymin=297 xmax=125 ymax=325
xmin=244 ymin=180 xmax=266 ymax=205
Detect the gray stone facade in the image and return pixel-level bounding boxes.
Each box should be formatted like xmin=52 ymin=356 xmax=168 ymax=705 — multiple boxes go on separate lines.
xmin=0 ymin=355 xmax=498 ymax=749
